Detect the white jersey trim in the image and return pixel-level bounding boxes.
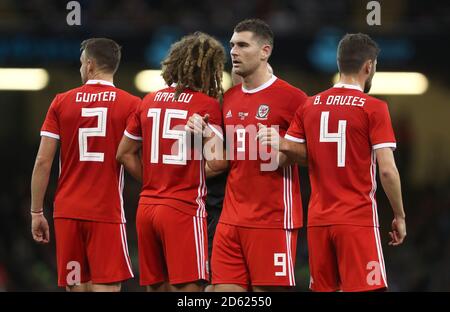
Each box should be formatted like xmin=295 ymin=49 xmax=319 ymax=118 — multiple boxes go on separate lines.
xmin=284 ymin=134 xmax=305 ymax=143
xmin=41 ymin=131 xmax=60 ymax=140
xmin=193 ymin=216 xmax=206 ymax=280
xmin=285 ymin=230 xmax=296 ymax=286
xmin=242 ymin=75 xmax=277 ymax=94
xmin=124 ymin=130 xmax=143 ymax=141
xmin=373 ymin=142 xmax=397 ymax=150
xmin=283 ymin=166 xmax=294 ymax=229
xmin=86 ymin=79 xmax=115 ymax=87
xmin=118 ymin=165 xmax=126 ymax=223
xmin=373 ymin=227 xmax=388 ymax=287
xmin=333 ymin=82 xmax=363 ymax=92
xmin=207 ymin=124 xmax=224 ymax=141
xmin=119 ymin=224 xmax=134 ymax=277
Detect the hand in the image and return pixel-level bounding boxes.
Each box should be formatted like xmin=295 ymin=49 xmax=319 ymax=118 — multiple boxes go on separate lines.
xmin=256 ymin=123 xmax=281 ymax=149
xmin=31 ymin=214 xmax=50 ymax=244
xmin=388 ymin=217 xmax=406 ymax=246
xmin=185 ymin=113 xmax=210 ymax=136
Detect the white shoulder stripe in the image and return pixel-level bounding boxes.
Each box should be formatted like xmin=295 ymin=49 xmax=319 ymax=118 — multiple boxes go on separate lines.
xmin=124 ymin=130 xmax=143 ymax=141
xmin=284 ymin=134 xmax=305 ymax=143
xmin=207 ymin=124 xmax=224 ymax=141
xmin=373 ymin=142 xmax=396 ymax=150
xmin=41 ymin=131 xmax=60 ymax=140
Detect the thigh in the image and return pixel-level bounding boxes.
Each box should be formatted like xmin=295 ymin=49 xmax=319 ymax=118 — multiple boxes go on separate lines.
xmin=241 ymin=227 xmax=298 ymax=288
xmin=85 ymin=221 xmax=134 ymax=285
xmin=54 ymin=218 xmax=90 ymax=287
xmin=158 ymin=206 xmax=209 ymax=285
xmin=136 ymin=204 xmax=166 ymax=286
xmin=333 ymin=225 xmax=388 ymax=292
xmin=307 ymin=226 xmax=340 ymax=292
xmin=211 ymin=223 xmax=249 ymax=290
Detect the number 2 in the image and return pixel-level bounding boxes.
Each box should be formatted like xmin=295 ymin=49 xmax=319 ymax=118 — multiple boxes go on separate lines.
xmin=319 ymin=111 xmax=347 ymax=167
xmin=78 ymin=107 xmax=107 ymax=162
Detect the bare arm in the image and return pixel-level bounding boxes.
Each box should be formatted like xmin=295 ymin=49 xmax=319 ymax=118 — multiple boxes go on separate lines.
xmin=376 ymin=147 xmax=406 ymax=246
xmin=204 ymin=125 xmax=229 ymax=175
xmin=116 ymin=136 xmax=143 ymax=182
xmin=30 ymin=136 xmax=58 ymax=243
xmin=278 ymin=138 xmax=308 ymax=167
xmin=256 ymin=123 xmax=307 ymax=167
xmin=205 ymin=161 xmax=227 ymax=178
xmin=186 ymin=113 xmax=229 ymax=176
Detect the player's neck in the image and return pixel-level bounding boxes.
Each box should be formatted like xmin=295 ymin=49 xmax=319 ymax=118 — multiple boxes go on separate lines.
xmin=87 ymin=72 xmax=114 ymax=84
xmin=242 ymin=64 xmax=272 ymax=91
xmin=337 ymin=74 xmax=364 ymax=90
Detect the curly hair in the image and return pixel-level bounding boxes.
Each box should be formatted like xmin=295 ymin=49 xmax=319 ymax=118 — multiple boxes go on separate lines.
xmin=161 ymin=32 xmax=226 ymax=100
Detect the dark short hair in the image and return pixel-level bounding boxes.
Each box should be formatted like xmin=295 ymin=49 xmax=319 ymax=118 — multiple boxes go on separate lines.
xmin=80 ymin=38 xmax=122 ymax=74
xmin=337 ymin=33 xmax=380 ymax=74
xmin=234 ymin=18 xmax=274 ymax=47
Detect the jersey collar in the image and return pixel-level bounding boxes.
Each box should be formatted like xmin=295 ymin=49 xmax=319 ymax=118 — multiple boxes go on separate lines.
xmin=333 ymin=82 xmax=363 ymax=92
xmin=242 ymin=75 xmax=277 ymax=94
xmin=86 ymin=79 xmax=115 ymax=87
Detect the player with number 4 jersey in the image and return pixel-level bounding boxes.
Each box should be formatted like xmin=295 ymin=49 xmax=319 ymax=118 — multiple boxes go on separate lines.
xmin=260 ymin=33 xmax=406 ymax=292
xmin=31 ymin=38 xmax=139 ymax=291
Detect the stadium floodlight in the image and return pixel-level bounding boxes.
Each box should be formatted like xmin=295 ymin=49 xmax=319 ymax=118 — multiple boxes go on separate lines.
xmin=332 ymin=72 xmax=429 ymax=95
xmin=0 ymin=68 xmax=49 ymax=91
xmin=135 ymin=70 xmax=233 ymax=93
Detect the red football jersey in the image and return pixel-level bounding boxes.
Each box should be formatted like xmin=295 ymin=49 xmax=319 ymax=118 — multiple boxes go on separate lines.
xmin=286 ymin=83 xmax=397 ymax=227
xmin=125 ymin=86 xmax=223 ymax=218
xmin=41 ymin=80 xmax=141 ymax=223
xmin=220 ymin=76 xmax=307 ymax=229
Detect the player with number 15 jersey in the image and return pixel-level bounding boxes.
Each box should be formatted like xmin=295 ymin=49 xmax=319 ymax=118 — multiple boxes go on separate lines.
xmin=118 ymin=32 xmax=226 ymax=291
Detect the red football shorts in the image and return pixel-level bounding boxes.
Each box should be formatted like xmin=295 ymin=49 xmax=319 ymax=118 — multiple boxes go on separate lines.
xmin=54 ymin=218 xmax=134 ymax=287
xmin=136 ymin=204 xmax=209 ymax=286
xmin=211 ymin=223 xmax=298 ymax=289
xmin=308 ymin=225 xmax=388 ymax=292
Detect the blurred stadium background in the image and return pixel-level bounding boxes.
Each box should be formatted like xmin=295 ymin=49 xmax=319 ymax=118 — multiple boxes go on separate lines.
xmin=0 ymin=0 xmax=449 ymax=291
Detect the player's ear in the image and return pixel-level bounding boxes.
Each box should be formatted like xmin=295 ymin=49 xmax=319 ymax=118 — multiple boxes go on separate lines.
xmin=261 ymin=44 xmax=272 ymax=61
xmin=86 ymin=58 xmax=95 ymax=74
xmin=364 ymin=59 xmax=373 ymax=75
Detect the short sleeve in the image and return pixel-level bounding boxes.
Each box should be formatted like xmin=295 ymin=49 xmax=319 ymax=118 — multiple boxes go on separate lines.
xmin=124 ymin=100 xmax=143 ymax=141
xmin=368 ymin=101 xmax=396 ymax=150
xmin=126 ymin=96 xmax=142 ymax=127
xmin=285 ymin=103 xmax=306 ymax=143
xmin=40 ymin=95 xmax=61 ymax=139
xmin=279 ymin=88 xmax=307 ymax=137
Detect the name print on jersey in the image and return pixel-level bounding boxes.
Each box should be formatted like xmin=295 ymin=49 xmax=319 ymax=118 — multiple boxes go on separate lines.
xmin=75 ymin=91 xmax=117 ymax=103
xmin=154 ymin=91 xmax=193 ymax=103
xmin=313 ymin=95 xmax=366 ymax=107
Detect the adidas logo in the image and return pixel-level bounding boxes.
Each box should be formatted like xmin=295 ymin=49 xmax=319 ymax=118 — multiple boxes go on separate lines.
xmin=226 ymin=110 xmax=232 ymax=118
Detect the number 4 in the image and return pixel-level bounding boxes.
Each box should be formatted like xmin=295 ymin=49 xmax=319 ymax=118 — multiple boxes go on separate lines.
xmin=320 ymin=111 xmax=347 ymax=167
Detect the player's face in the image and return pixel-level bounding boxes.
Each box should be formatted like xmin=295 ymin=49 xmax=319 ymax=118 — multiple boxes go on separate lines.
xmin=364 ymin=59 xmax=377 ymax=93
xmin=80 ymin=50 xmax=88 ymax=84
xmin=230 ymin=31 xmax=264 ymax=78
